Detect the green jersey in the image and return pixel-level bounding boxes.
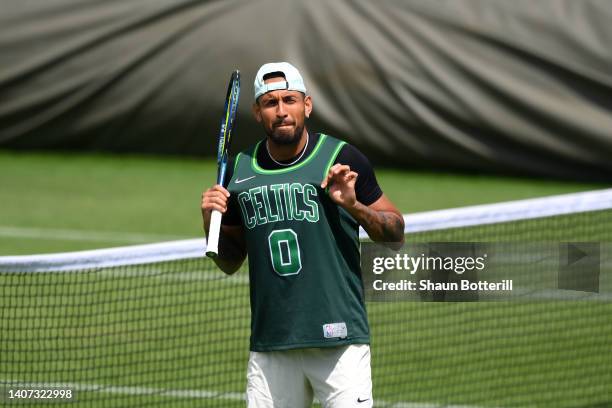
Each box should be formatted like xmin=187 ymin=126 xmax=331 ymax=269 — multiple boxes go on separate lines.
xmin=228 ymin=134 xmax=370 ymax=351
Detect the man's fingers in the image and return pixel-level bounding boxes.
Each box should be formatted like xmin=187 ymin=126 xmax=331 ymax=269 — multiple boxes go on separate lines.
xmin=209 ymin=184 xmax=230 ymax=197
xmin=201 ymin=185 xmax=229 ymax=197
xmin=205 ymin=195 xmax=228 ymax=209
xmin=202 ymin=202 xmax=227 ymax=213
xmin=331 ymin=164 xmax=351 ymax=178
xmin=201 ymin=201 xmax=227 ymax=213
xmin=321 ymin=164 xmax=352 ymax=188
xmin=207 ymin=203 xmax=227 ymax=213
xmin=321 ymin=168 xmax=335 ymax=187
xmin=202 ymin=192 xmax=228 ymax=204
xmin=321 ymin=173 xmax=331 ymax=188
xmin=201 ymin=193 xmax=228 ymax=205
xmin=321 ymin=164 xmax=342 ymax=188
xmin=201 ymin=185 xmax=230 ymax=213
xmin=329 ymin=163 xmax=342 ymax=173
xmin=345 ymin=171 xmax=358 ymax=183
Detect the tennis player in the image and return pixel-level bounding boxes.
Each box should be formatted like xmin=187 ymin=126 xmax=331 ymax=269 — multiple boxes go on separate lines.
xmin=201 ymin=62 xmax=404 ymax=408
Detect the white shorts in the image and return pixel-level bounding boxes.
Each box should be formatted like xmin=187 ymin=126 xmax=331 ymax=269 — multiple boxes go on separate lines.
xmin=246 ymin=344 xmax=373 ymax=408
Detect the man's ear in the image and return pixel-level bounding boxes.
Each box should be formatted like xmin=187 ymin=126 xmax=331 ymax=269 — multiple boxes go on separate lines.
xmin=252 ymin=102 xmax=262 ymax=123
xmin=304 ymin=95 xmax=312 ymax=119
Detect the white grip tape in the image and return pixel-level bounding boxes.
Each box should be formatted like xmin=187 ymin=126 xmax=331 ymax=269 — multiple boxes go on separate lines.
xmin=206 ymin=210 xmax=223 ymax=257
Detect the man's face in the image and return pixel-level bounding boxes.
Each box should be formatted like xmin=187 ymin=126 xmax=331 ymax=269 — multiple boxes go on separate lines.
xmin=253 ymin=76 xmax=313 ymax=145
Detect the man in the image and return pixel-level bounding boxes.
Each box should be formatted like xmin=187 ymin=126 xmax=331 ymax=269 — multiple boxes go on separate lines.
xmin=201 ymin=62 xmax=404 ymax=408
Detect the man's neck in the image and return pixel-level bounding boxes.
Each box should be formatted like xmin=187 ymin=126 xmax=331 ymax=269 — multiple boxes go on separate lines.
xmin=266 ymin=128 xmax=309 ymax=162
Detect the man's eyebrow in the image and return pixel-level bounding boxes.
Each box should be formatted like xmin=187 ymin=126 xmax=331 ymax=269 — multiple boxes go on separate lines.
xmin=261 ymin=95 xmax=277 ymax=102
xmin=260 ymin=91 xmax=302 ymax=104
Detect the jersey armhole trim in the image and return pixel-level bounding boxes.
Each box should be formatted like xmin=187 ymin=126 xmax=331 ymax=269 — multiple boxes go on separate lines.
xmin=233 ymin=152 xmax=242 ymax=173
xmin=322 ymin=141 xmax=347 ymax=191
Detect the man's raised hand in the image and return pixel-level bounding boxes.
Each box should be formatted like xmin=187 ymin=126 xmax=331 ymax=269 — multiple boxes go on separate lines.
xmin=321 ymin=164 xmax=358 ymax=209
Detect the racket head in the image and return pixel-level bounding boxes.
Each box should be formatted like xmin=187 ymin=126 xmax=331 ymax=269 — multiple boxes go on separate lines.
xmin=216 ymin=70 xmax=240 ymax=175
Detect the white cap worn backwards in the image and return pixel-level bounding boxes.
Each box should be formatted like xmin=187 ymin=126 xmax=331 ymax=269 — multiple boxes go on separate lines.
xmin=253 ymin=62 xmax=307 ymax=100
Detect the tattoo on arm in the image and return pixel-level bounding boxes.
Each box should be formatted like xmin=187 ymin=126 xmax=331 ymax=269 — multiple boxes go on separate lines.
xmin=379 ymin=211 xmax=405 ymax=242
xmin=351 ymin=203 xmax=404 ymax=243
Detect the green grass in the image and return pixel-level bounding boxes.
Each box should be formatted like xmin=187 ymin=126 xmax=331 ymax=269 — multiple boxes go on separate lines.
xmin=0 ymin=149 xmax=607 ymax=255
xmin=369 ymin=301 xmax=612 ymax=407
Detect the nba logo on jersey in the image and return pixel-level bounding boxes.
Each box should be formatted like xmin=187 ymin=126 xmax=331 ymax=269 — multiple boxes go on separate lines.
xmin=322 ymin=322 xmax=348 ymax=339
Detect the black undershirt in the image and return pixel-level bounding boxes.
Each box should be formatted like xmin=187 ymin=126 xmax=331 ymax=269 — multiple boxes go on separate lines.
xmin=222 ymin=132 xmax=383 ymax=226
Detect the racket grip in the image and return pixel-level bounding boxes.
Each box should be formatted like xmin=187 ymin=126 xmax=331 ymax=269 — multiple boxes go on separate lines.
xmin=206 ymin=210 xmax=223 ymax=257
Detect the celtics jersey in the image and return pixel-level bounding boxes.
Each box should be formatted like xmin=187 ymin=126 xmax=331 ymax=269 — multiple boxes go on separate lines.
xmin=228 ymin=134 xmax=370 ymax=351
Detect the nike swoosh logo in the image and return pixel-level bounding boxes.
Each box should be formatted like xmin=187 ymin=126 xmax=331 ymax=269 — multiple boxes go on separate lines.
xmin=235 ymin=176 xmax=256 ymax=184
xmin=357 ymin=397 xmax=370 ymax=403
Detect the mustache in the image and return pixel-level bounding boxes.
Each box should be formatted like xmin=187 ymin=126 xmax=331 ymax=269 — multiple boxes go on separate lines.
xmin=273 ymin=120 xmax=295 ymax=127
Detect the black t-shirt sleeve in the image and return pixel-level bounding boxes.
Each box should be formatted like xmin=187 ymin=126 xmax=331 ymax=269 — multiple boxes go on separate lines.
xmin=334 ymin=144 xmax=383 ymax=206
xmin=220 ymin=157 xmax=243 ymax=226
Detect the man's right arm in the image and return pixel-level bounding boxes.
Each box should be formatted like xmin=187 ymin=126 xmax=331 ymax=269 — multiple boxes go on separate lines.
xmin=201 ymin=185 xmax=247 ymax=274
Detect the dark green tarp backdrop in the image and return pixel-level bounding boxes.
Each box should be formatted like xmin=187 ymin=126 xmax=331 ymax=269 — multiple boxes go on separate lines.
xmin=1 ymin=0 xmax=611 ymax=180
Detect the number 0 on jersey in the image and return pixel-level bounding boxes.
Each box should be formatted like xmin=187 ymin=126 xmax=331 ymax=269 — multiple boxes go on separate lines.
xmin=268 ymin=229 xmax=302 ymax=276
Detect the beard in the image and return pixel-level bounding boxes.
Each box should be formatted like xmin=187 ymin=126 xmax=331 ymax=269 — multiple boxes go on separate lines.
xmin=266 ymin=122 xmax=305 ymax=146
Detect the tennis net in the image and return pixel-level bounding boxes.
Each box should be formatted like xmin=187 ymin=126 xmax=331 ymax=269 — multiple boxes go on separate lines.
xmin=1 ymin=189 xmax=611 ymax=407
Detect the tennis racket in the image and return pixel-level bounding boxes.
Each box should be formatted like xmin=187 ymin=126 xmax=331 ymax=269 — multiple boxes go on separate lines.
xmin=206 ymin=70 xmax=240 ymax=257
